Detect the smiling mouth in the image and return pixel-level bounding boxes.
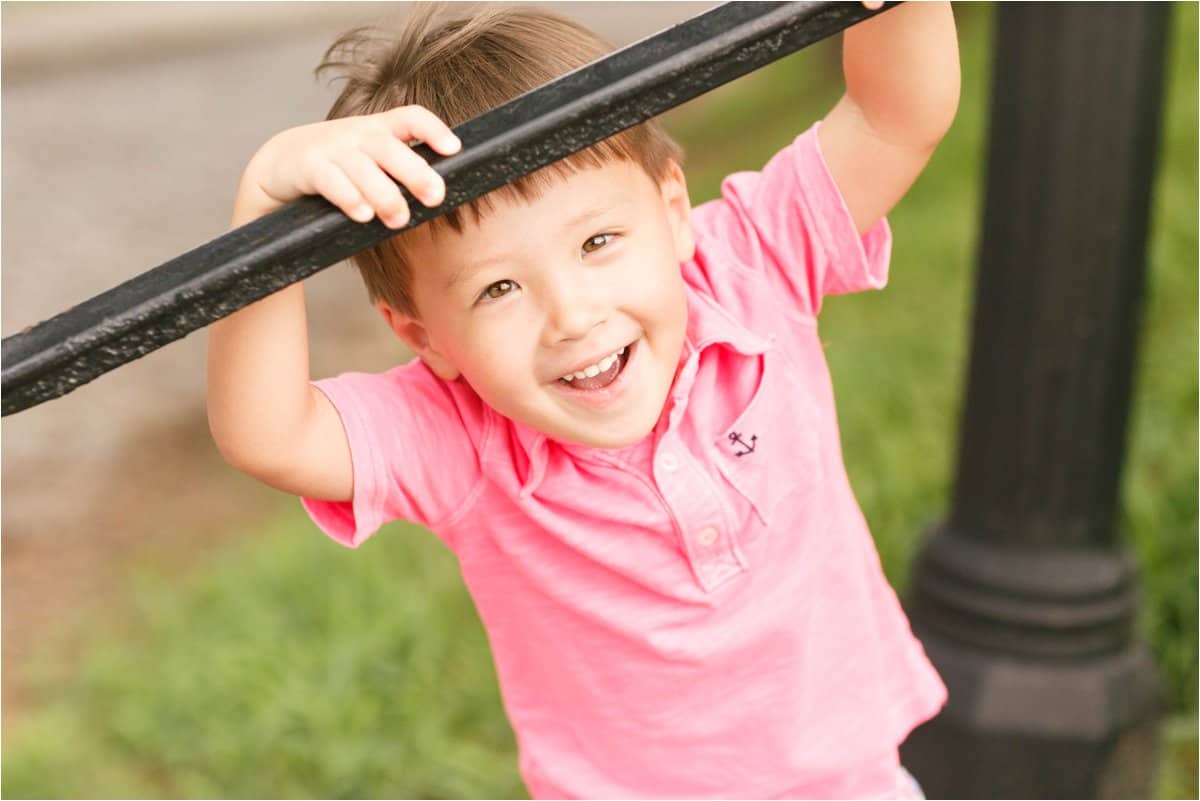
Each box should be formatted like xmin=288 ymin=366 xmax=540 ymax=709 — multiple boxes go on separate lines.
xmin=557 ymin=342 xmax=634 ymax=391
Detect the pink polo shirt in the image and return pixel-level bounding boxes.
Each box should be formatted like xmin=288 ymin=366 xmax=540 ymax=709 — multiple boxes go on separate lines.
xmin=303 ymin=123 xmax=947 ymax=799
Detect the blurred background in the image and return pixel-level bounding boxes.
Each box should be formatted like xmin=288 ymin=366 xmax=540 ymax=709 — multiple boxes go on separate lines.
xmin=1 ymin=2 xmax=1195 ymax=798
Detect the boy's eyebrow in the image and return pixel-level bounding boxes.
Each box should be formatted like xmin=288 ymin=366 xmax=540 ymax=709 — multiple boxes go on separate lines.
xmin=444 ymin=254 xmax=512 ymax=291
xmin=443 ymin=204 xmax=618 ymax=291
xmin=564 ymin=203 xmax=617 ymax=230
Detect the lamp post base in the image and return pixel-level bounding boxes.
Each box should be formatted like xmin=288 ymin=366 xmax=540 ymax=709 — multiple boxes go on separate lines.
xmin=901 ymin=528 xmax=1162 ymax=799
xmin=901 ymin=637 xmax=1160 ymax=799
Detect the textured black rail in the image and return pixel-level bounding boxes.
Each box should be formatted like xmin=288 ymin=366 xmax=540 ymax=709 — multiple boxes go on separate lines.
xmin=1 ymin=1 xmax=888 ymax=416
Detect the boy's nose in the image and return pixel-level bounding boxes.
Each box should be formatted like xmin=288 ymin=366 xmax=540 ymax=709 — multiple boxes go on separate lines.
xmin=542 ymin=275 xmax=607 ymax=344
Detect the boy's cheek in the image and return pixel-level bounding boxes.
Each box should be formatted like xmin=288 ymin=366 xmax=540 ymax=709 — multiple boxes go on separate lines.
xmin=459 ymin=341 xmax=537 ymax=401
xmin=642 ymin=262 xmax=688 ymax=320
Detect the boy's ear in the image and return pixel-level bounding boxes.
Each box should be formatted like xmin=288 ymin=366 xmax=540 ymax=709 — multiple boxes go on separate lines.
xmin=659 ymin=160 xmax=695 ymax=263
xmin=376 ymin=303 xmax=461 ymax=381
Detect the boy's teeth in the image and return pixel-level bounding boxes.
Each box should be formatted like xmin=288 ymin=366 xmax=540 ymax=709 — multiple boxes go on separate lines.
xmin=561 ymin=346 xmax=626 ymax=382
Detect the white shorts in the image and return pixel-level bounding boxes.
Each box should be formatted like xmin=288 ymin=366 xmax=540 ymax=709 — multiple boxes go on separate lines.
xmin=892 ymin=766 xmax=926 ymax=800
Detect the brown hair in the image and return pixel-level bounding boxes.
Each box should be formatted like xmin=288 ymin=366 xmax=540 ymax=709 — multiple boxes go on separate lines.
xmin=316 ymin=3 xmax=684 ymax=317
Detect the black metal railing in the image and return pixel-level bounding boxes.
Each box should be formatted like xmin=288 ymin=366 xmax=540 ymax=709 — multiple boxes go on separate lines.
xmin=1 ymin=1 xmax=887 ymax=416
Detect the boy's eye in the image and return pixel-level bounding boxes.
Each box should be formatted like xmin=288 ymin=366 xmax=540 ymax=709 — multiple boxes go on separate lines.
xmin=480 ymin=279 xmax=517 ymax=301
xmin=581 ymin=233 xmax=613 ymax=254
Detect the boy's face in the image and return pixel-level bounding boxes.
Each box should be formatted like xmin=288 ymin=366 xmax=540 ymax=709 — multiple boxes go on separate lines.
xmin=381 ymin=159 xmax=694 ymax=449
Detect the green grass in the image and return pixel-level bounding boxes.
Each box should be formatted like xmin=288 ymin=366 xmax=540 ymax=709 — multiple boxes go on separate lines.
xmin=1124 ymin=0 xmax=1200 ymax=723
xmin=4 ymin=5 xmax=1195 ymax=798
xmin=4 ymin=509 xmax=526 ymax=799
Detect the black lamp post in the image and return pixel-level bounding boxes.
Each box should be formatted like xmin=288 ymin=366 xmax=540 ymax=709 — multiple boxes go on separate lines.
xmin=900 ymin=3 xmax=1171 ymax=798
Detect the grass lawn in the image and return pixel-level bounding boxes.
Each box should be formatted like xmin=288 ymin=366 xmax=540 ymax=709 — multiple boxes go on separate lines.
xmin=3 ymin=4 xmax=1195 ymax=798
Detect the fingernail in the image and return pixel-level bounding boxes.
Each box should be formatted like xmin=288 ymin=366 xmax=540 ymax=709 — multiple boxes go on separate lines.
xmin=443 ymin=134 xmax=461 ymax=152
xmin=427 ymin=178 xmax=445 ymax=206
xmin=353 ymin=204 xmax=373 ymax=222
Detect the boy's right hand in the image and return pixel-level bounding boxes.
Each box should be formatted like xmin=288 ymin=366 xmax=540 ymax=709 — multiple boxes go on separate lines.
xmin=239 ymin=105 xmax=462 ymax=229
xmin=212 ymin=105 xmax=459 ymax=503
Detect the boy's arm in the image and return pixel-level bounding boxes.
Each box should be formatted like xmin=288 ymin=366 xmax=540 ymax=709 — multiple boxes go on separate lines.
xmin=205 ymin=215 xmax=348 ymax=500
xmin=206 ymin=107 xmax=460 ymax=501
xmin=818 ymin=1 xmax=960 ymax=234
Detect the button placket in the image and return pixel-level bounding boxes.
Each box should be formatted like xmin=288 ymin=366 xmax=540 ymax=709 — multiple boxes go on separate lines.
xmin=654 ymin=439 xmax=743 ymax=592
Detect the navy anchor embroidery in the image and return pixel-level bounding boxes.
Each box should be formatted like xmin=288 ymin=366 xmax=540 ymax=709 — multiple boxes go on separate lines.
xmin=728 ymin=431 xmax=757 ymax=457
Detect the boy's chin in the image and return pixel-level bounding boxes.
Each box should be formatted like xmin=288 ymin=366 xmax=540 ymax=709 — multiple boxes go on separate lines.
xmin=545 ymin=415 xmax=658 ymax=450
xmin=568 ymin=429 xmax=651 ymax=450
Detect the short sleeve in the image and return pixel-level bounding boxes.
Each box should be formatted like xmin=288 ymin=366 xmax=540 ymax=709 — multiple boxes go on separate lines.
xmin=300 ymin=360 xmax=488 ymax=551
xmin=688 ymin=120 xmax=892 ymax=319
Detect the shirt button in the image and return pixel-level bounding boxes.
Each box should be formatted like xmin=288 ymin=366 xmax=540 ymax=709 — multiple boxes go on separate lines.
xmin=658 ymin=451 xmax=679 ymax=472
xmin=698 ymin=527 xmax=720 ymax=546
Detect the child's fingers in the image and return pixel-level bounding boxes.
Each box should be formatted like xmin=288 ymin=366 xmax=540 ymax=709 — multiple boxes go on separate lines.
xmin=309 ymin=161 xmax=374 ymax=223
xmin=381 ymin=105 xmax=462 ymax=156
xmin=335 ymin=150 xmax=411 ymax=228
xmin=364 ymin=135 xmax=446 ymax=208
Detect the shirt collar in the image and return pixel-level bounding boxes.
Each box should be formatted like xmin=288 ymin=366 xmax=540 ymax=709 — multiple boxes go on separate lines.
xmin=682 ymin=283 xmax=773 ymax=358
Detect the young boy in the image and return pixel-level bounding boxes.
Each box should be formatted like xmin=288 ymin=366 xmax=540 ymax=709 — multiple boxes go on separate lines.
xmin=208 ymin=3 xmax=960 ymax=798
